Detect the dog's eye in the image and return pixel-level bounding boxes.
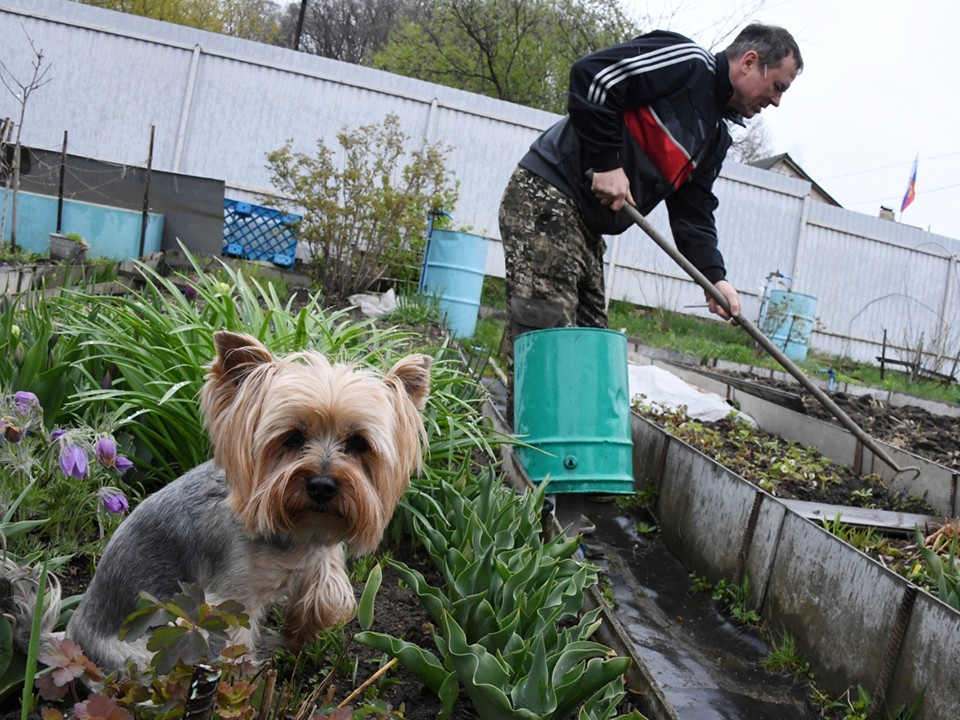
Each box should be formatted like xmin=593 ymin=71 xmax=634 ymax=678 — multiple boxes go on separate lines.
xmin=283 ymin=430 xmax=306 ymax=449
xmin=343 ymin=434 xmax=370 ymax=456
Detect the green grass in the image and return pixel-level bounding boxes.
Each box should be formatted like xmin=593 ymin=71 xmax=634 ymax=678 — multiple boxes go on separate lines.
xmin=608 ymin=299 xmax=960 ymax=405
xmin=608 ymin=299 xmax=756 ymax=363
xmin=761 ymin=629 xmax=812 ymax=679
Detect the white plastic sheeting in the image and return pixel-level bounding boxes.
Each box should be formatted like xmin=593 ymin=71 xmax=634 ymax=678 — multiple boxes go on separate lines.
xmin=628 ymin=364 xmax=755 ymax=425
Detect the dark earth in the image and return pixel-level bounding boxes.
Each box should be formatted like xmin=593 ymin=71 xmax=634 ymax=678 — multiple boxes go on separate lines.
xmin=797 ymin=389 xmax=960 ymax=471
xmin=719 ymin=370 xmax=959 ymax=471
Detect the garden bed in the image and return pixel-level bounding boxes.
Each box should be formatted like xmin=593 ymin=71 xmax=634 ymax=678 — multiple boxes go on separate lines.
xmin=7 ymin=256 xmax=958 ymax=719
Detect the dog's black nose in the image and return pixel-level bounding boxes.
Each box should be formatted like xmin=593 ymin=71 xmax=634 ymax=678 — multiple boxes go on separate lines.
xmin=306 ymin=475 xmax=339 ymax=505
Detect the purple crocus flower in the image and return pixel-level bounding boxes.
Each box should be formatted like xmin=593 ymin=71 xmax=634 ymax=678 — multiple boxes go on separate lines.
xmin=14 ymin=391 xmax=40 ymax=413
xmin=115 ymin=455 xmax=134 ymax=473
xmin=181 ymin=283 xmax=198 ymax=301
xmin=50 ymin=429 xmax=67 ymax=441
xmin=95 ymin=437 xmax=117 ymax=468
xmin=59 ymin=444 xmax=89 ymax=479
xmin=99 ymin=489 xmax=129 ymax=514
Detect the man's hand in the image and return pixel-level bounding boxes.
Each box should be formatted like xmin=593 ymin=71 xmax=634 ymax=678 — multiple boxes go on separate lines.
xmin=707 ymin=279 xmax=741 ymax=322
xmin=590 ymin=168 xmax=634 ymax=211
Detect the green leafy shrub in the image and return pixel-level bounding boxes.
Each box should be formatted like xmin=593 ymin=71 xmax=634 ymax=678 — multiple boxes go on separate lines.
xmin=265 ymin=113 xmax=460 ymax=298
xmin=0 ymin=293 xmax=89 ymax=426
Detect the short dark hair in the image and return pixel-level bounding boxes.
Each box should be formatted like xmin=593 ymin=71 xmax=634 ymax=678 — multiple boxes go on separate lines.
xmin=725 ymin=23 xmax=803 ymax=72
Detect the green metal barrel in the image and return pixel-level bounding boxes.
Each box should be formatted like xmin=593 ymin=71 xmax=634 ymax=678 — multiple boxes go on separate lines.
xmin=513 ymin=327 xmax=634 ymax=494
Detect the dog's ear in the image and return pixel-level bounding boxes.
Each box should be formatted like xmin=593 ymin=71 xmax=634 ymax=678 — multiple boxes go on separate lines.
xmin=211 ymin=332 xmax=274 ymax=387
xmin=385 ymin=354 xmax=432 ymax=411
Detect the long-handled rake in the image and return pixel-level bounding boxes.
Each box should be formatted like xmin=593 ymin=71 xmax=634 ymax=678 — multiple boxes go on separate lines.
xmin=615 ymin=197 xmax=919 ymax=483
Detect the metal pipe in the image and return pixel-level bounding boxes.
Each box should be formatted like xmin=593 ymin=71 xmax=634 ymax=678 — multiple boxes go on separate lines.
xmin=614 ymin=196 xmax=918 ymax=481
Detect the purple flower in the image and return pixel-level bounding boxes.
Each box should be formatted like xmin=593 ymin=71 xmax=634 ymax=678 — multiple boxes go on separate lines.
xmin=59 ymin=444 xmax=89 ymax=479
xmin=99 ymin=489 xmax=129 ymax=514
xmin=95 ymin=437 xmax=117 ymax=468
xmin=3 ymin=420 xmax=23 ymax=443
xmin=115 ymin=455 xmax=134 ymax=473
xmin=50 ymin=428 xmax=67 ymax=441
xmin=14 ymin=391 xmax=40 ymax=413
xmin=181 ymin=283 xmax=198 ymax=301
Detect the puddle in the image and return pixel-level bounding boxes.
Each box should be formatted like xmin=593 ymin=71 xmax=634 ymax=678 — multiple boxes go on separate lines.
xmin=554 ymin=495 xmax=820 ymax=720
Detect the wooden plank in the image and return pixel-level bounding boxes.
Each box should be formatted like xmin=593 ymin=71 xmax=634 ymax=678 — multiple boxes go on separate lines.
xmin=781 ymin=498 xmax=941 ymax=534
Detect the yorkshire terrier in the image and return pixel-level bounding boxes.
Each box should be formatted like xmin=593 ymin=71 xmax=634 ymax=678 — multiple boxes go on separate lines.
xmin=8 ymin=331 xmax=431 ymax=671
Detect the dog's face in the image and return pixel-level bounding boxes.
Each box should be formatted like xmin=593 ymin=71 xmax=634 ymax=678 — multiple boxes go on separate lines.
xmin=200 ymin=331 xmax=431 ymax=555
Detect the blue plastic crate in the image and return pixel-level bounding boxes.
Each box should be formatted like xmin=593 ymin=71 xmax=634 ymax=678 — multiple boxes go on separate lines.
xmin=223 ymin=199 xmax=301 ymax=267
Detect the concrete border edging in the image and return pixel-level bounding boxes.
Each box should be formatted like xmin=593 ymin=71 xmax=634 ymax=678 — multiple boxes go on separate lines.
xmin=632 ymin=412 xmax=960 ymax=718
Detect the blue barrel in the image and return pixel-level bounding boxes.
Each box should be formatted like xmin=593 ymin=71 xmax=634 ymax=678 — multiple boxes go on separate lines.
xmin=421 ymin=230 xmax=488 ymax=338
xmin=762 ymin=290 xmax=817 ymax=362
xmin=513 ymin=328 xmax=634 ymax=494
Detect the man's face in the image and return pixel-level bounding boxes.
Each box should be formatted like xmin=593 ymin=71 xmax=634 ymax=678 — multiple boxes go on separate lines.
xmin=728 ymin=50 xmax=799 ymax=118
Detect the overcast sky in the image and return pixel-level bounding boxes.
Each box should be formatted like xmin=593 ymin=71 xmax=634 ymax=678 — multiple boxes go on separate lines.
xmin=624 ymin=0 xmax=960 ymax=243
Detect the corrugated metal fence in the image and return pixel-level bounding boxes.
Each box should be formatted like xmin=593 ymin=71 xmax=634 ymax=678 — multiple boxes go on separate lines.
xmin=2 ymin=0 xmax=958 ymax=369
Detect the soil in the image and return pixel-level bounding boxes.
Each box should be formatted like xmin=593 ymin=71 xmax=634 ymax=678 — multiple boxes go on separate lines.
xmin=798 ymin=390 xmax=960 ymax=471
xmin=725 ymin=372 xmax=960 ymax=471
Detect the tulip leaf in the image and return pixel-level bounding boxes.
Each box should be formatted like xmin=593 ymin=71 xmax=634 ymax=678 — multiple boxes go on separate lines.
xmin=442 ymin=611 xmax=538 ymax=719
xmin=354 ymin=631 xmax=452 ymax=696
xmin=554 ymin=656 xmax=632 ymax=720
xmin=450 ymin=594 xmax=498 ymax=647
xmin=510 ymin=633 xmax=555 ymax=717
xmin=358 ymin=563 xmax=382 ymax=630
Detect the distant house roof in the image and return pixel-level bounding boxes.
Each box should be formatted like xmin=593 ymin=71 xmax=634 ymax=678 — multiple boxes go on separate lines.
xmin=748 ymin=153 xmax=842 ymax=207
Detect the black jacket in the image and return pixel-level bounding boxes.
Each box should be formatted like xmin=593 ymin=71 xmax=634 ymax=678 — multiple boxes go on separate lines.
xmin=519 ymin=30 xmax=739 ymax=283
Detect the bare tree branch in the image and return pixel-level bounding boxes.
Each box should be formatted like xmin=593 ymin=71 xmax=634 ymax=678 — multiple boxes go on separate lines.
xmin=0 ymin=25 xmax=53 ymax=251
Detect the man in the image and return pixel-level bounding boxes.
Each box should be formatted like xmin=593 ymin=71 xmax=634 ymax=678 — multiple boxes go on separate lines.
xmin=499 ymin=23 xmax=802 ymax=413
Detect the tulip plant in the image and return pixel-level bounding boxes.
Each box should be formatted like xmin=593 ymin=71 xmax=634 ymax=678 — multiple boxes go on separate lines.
xmin=358 ymin=468 xmax=641 ymax=720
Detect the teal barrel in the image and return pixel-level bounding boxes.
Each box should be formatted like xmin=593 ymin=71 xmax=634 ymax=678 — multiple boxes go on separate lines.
xmin=420 ymin=230 xmax=489 ymax=338
xmin=763 ymin=290 xmax=817 ymax=362
xmin=513 ymin=328 xmax=634 ymax=494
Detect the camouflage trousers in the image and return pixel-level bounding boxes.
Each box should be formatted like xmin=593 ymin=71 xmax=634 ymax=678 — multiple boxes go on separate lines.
xmin=498 ymin=166 xmax=608 ymax=417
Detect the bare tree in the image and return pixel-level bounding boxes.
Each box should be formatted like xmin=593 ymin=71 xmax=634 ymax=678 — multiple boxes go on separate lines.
xmin=280 ymin=0 xmax=419 ymax=63
xmin=727 ymin=119 xmax=773 ymax=164
xmin=0 ymin=28 xmax=52 ymax=252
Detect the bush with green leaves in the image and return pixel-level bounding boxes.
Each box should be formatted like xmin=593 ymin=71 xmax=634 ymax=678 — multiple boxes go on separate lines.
xmin=265 ymin=112 xmax=460 ymax=298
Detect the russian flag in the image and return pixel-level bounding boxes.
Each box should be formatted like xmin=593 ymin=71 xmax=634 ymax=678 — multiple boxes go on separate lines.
xmin=900 ymin=154 xmax=918 ymax=213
